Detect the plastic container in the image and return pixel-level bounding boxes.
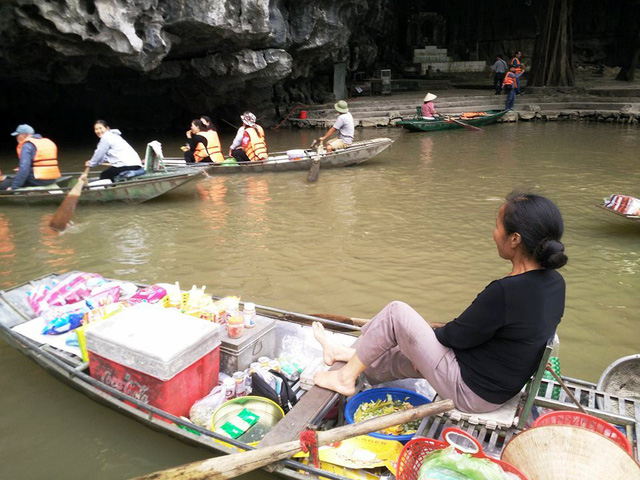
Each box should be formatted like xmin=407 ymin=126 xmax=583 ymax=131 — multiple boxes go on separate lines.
xmin=243 ymin=302 xmax=256 ymax=328
xmin=299 ymin=110 xmax=307 ymax=119
xmin=397 ymin=427 xmax=528 ymax=480
xmin=532 ymin=411 xmax=632 ymax=455
xmin=85 ymin=303 xmax=221 ymax=417
xmin=286 ymin=149 xmax=306 ymax=161
xmin=344 ymin=387 xmax=431 ymax=443
xmin=227 ymin=316 xmax=244 ymax=339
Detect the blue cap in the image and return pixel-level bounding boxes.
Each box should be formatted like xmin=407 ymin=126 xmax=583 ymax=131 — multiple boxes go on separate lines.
xmin=11 ymin=124 xmax=35 ymax=136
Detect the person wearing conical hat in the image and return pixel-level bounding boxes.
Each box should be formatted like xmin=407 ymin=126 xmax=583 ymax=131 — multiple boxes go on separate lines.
xmin=421 ymin=92 xmax=439 ymax=120
xmin=319 ymin=100 xmax=354 ymax=152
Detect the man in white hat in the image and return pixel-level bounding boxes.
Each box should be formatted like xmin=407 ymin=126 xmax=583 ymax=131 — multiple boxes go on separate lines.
xmin=319 ymin=100 xmax=354 ymax=152
xmin=0 ymin=124 xmax=61 ymax=191
xmin=421 ymin=93 xmax=439 ymax=120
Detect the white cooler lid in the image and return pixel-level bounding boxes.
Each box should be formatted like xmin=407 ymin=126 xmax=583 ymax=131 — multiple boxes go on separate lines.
xmin=85 ymin=303 xmax=220 ymax=380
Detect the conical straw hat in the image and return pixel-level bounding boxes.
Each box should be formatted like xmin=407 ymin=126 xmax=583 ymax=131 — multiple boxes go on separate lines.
xmin=502 ymin=425 xmax=640 ymax=480
xmin=423 ymin=92 xmax=437 ymax=102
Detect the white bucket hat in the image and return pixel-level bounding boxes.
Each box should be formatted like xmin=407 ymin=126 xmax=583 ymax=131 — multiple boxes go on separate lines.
xmin=423 ymin=93 xmax=437 ymax=102
xmin=240 ymin=112 xmax=256 ymax=127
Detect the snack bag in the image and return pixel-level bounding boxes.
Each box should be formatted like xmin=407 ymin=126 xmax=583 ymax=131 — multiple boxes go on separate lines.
xmin=127 ymin=285 xmax=167 ymax=305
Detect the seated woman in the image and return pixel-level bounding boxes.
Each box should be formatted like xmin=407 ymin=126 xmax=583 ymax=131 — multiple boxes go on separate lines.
xmin=86 ymin=120 xmax=143 ymax=181
xmin=182 ymin=119 xmax=207 ymax=163
xmin=194 ymin=116 xmax=225 ymax=163
xmin=313 ymin=192 xmax=567 ymax=413
xmin=421 ymin=92 xmax=439 ymax=120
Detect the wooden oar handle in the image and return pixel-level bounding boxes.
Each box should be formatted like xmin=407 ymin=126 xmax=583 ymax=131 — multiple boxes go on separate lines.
xmin=134 ymin=399 xmax=454 ymax=480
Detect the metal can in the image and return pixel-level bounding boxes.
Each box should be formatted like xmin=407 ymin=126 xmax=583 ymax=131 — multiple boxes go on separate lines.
xmin=222 ymin=377 xmax=236 ymax=401
xmin=268 ymin=359 xmax=281 ymax=372
xmin=258 ymin=356 xmax=271 ymax=368
xmin=233 ymin=371 xmax=247 ymax=397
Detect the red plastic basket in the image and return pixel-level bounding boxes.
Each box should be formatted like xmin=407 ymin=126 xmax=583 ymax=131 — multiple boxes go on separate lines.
xmin=397 ymin=427 xmax=528 ymax=480
xmin=532 ymin=411 xmax=632 ymax=455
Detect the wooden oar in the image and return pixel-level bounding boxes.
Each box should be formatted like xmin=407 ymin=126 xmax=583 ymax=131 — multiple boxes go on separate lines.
xmin=310 ymin=313 xmax=369 ymax=327
xmin=49 ymin=166 xmax=90 ymax=232
xmin=448 ymin=117 xmax=483 ymax=132
xmin=133 ymin=399 xmax=454 ymax=480
xmin=307 ymin=139 xmax=323 ymax=183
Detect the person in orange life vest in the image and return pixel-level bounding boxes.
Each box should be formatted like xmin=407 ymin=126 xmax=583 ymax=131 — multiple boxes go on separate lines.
xmin=182 ymin=117 xmax=225 ymax=164
xmin=197 ymin=116 xmax=225 ymax=163
xmin=0 ymin=124 xmax=61 ymax=191
xmin=181 ymin=119 xmax=206 ymax=163
xmin=503 ymin=66 xmax=518 ymax=110
xmin=511 ymin=51 xmax=525 ymax=94
xmin=229 ymin=112 xmax=268 ymax=163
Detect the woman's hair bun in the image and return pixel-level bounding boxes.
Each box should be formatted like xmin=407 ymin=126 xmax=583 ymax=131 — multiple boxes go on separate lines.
xmin=536 ymin=239 xmax=568 ymax=270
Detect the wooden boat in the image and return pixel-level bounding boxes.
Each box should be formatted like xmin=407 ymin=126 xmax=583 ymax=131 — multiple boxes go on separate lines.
xmin=597 ymin=204 xmax=640 ymax=223
xmin=1 ymin=273 xmax=638 ymax=479
xmin=146 ymin=137 xmax=393 ymax=174
xmin=0 ymin=169 xmax=203 ymax=206
xmin=396 ymin=110 xmax=508 ymax=132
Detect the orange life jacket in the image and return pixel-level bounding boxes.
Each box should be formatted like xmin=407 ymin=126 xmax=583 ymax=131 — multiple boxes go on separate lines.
xmin=503 ymin=72 xmax=518 ymax=89
xmin=242 ymin=125 xmax=268 ymax=162
xmin=193 ymin=130 xmax=224 ymax=163
xmin=511 ymin=57 xmax=524 ymax=75
xmin=16 ymin=136 xmax=61 ymax=180
xmin=461 ymin=112 xmax=486 ymax=119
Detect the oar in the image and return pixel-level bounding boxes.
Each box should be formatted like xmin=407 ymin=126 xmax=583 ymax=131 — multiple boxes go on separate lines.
xmin=311 ymin=313 xmax=446 ymax=329
xmin=49 ymin=166 xmax=90 ymax=232
xmin=133 ymin=399 xmax=454 ymax=480
xmin=307 ymin=139 xmax=323 ymax=183
xmin=448 ymin=117 xmax=483 ymax=132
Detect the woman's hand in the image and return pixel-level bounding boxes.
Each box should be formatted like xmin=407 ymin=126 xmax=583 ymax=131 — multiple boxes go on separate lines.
xmin=186 ymin=130 xmax=192 ymax=139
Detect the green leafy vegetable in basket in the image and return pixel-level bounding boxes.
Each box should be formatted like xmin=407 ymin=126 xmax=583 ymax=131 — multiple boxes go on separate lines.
xmin=418 ymin=447 xmax=509 ymax=480
xmin=354 ymin=394 xmax=421 ymax=435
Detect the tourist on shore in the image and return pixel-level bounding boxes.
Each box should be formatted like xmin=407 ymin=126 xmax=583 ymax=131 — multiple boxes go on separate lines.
xmin=312 ymin=191 xmax=567 ymax=413
xmin=420 ymin=92 xmax=440 ymax=119
xmin=490 ymin=55 xmax=509 ymax=95
xmin=503 ymin=66 xmax=519 ymax=110
xmin=0 ymin=124 xmax=61 ymax=191
xmin=319 ymin=100 xmax=354 ymax=152
xmin=511 ymin=51 xmax=525 ymax=94
xmin=86 ymin=120 xmax=142 ymax=181
xmin=229 ymin=112 xmax=268 ymax=162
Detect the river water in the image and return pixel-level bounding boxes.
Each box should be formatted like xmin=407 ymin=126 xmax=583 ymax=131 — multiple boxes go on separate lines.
xmin=0 ymin=123 xmax=638 ymax=479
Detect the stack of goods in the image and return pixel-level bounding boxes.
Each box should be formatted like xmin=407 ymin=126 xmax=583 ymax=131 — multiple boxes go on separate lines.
xmin=603 ymin=194 xmax=640 ymax=216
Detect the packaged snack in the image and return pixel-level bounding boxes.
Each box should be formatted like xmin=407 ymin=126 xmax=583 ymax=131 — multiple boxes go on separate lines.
xmin=128 ymin=285 xmax=167 ymax=305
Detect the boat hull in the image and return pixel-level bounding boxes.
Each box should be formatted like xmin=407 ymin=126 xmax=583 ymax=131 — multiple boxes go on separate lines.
xmin=397 ymin=110 xmax=508 ymax=132
xmin=160 ymin=137 xmax=393 ymax=175
xmin=0 ymin=171 xmax=202 ymax=206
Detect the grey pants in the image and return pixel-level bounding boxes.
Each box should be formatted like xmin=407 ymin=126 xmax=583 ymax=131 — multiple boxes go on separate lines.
xmin=356 ymin=301 xmax=503 ymax=413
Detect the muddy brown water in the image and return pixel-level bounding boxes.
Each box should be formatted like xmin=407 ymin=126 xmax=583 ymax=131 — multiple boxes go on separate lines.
xmin=0 ymin=123 xmax=638 ymax=479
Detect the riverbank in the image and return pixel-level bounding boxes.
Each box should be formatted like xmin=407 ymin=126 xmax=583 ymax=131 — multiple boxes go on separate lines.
xmin=286 ymin=73 xmax=640 ymax=128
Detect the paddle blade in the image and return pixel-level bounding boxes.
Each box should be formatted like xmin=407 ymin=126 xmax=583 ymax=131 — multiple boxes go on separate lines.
xmin=49 ymin=167 xmax=89 ymax=232
xmin=307 ymin=160 xmax=320 ymax=182
xmin=49 ymin=193 xmax=81 ymax=232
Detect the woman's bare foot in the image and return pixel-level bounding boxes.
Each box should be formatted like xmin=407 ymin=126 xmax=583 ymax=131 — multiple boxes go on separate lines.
xmin=313 ymin=369 xmax=357 ymax=396
xmin=312 ymin=321 xmax=354 ymax=365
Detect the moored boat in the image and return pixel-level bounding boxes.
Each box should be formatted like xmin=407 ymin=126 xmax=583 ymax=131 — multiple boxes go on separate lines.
xmin=146 ymin=137 xmax=394 ymax=174
xmin=0 ymin=272 xmax=638 ymax=479
xmin=598 ymin=194 xmax=640 ymax=223
xmin=0 ymin=169 xmax=203 ymax=206
xmin=396 ymin=110 xmax=508 ymax=132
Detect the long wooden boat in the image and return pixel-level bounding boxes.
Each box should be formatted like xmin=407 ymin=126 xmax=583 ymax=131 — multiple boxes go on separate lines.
xmin=1 ymin=272 xmax=638 ymax=479
xmin=0 ymin=169 xmax=203 ymax=206
xmin=148 ymin=137 xmax=393 ymax=174
xmin=396 ymin=110 xmax=508 ymax=132
xmin=597 ymin=204 xmax=640 ymax=223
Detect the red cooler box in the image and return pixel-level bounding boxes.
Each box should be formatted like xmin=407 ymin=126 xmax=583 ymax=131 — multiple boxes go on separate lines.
xmin=85 ymin=303 xmax=221 ymax=417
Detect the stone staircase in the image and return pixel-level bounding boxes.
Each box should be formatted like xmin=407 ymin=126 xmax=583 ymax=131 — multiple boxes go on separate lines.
xmin=413 ymin=45 xmax=486 ymax=74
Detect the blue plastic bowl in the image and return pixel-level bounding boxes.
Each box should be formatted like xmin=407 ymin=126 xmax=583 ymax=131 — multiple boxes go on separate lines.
xmin=344 ymin=387 xmax=431 ymax=442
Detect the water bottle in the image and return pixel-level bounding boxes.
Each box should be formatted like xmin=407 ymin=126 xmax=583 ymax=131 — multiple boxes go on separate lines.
xmin=243 ymin=302 xmax=256 ymax=328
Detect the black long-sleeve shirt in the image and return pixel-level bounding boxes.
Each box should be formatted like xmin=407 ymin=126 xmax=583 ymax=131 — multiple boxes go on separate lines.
xmin=435 ymin=269 xmax=565 ymax=404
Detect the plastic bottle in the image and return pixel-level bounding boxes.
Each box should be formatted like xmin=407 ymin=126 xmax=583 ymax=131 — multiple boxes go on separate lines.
xmin=226 ymin=314 xmax=244 ymax=339
xmin=222 ymin=377 xmax=236 ymax=401
xmin=233 ymin=371 xmax=247 ymax=397
xmin=168 ymin=281 xmax=182 ymax=309
xmin=243 ymin=302 xmax=256 ymax=328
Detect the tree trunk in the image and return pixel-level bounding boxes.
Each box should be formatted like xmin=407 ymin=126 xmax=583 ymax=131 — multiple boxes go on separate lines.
xmin=529 ymin=0 xmax=575 ymax=87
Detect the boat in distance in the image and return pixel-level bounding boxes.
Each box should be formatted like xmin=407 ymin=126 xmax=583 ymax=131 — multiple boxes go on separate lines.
xmin=396 ymin=110 xmax=508 ymax=132
xmin=149 ymin=137 xmax=394 ymax=174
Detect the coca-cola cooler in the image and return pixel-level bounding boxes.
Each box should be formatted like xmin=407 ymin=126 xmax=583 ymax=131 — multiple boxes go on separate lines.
xmin=85 ymin=303 xmax=221 ymax=417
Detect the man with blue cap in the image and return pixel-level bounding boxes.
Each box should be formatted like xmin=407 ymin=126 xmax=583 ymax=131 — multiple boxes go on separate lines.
xmin=0 ymin=124 xmax=61 ymax=191
xmin=319 ymin=100 xmax=354 ymax=152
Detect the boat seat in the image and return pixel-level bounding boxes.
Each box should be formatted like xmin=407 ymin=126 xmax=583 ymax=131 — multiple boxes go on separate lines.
xmin=433 ymin=335 xmax=556 ymax=431
xmin=114 ymin=167 xmax=146 ymax=182
xmin=54 ymin=176 xmax=73 ymax=187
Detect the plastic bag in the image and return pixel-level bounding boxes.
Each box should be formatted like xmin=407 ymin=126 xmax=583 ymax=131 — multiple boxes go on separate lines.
xmin=189 ymin=386 xmax=226 ymax=428
xmin=418 ymin=447 xmax=508 ymax=480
